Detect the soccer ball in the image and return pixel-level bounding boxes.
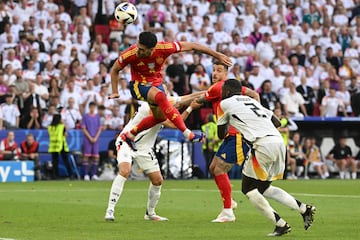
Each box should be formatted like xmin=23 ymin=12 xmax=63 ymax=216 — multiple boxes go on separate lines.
xmin=114 ymin=2 xmax=138 ymax=25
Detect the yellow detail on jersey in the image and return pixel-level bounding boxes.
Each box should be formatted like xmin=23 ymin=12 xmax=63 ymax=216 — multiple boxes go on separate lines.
xmin=221 ymin=153 xmax=226 ymax=159
xmin=155 ymin=43 xmax=173 ymax=49
xmin=133 ymin=81 xmax=145 ymax=101
xmin=170 ymin=113 xmax=178 ymax=121
xmin=156 ymin=57 xmax=164 ymax=64
xmin=122 ymin=48 xmax=137 ymax=60
xmin=236 ymin=134 xmax=245 ymax=165
xmin=137 ymin=61 xmax=145 ymax=66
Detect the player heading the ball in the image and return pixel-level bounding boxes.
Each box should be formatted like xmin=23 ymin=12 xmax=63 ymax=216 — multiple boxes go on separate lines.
xmin=109 ymin=31 xmax=232 ymax=151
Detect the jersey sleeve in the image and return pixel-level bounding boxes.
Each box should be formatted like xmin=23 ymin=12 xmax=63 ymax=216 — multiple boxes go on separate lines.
xmin=117 ymin=46 xmax=136 ymax=68
xmin=217 ymin=101 xmax=229 ymax=126
xmin=205 ymin=83 xmax=221 ymax=102
xmin=156 ymin=42 xmax=182 ymax=58
xmin=241 ymin=86 xmax=247 ymax=95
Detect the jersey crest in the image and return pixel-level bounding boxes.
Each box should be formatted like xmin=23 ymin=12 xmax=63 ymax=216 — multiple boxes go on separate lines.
xmin=156 ymin=57 xmax=164 ymax=65
xmin=148 ymin=63 xmax=155 ymax=73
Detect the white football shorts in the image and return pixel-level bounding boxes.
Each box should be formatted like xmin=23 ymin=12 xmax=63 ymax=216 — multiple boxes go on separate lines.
xmin=243 ymin=136 xmax=286 ymax=181
xmin=117 ymin=141 xmax=160 ymax=174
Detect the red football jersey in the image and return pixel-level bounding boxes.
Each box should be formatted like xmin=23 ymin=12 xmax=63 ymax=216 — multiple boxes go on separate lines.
xmin=117 ymin=41 xmax=182 ymax=86
xmin=205 ymin=79 xmax=246 ymax=136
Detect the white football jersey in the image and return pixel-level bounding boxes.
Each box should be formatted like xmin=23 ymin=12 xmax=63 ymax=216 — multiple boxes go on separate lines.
xmin=217 ymin=95 xmax=281 ymax=143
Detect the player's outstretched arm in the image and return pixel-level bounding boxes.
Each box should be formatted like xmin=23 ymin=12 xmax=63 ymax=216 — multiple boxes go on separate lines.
xmin=243 ymin=87 xmax=260 ymax=102
xmin=180 ymin=42 xmax=232 ymax=67
xmin=109 ymin=60 xmax=123 ymax=99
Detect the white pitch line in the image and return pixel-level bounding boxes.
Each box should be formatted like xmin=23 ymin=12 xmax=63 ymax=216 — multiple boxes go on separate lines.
xmin=0 ymin=238 xmax=17 ymax=240
xmin=0 ymin=188 xmax=360 ymax=199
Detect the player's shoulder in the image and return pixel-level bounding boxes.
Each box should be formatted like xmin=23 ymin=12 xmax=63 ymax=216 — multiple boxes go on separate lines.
xmin=155 ymin=41 xmax=181 ymax=51
xmin=155 ymin=41 xmax=175 ymax=50
xmin=120 ymin=45 xmax=137 ymax=60
xmin=206 ymin=80 xmax=224 ymax=95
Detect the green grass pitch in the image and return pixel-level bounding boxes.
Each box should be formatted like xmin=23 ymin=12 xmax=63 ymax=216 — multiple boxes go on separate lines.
xmin=1 ymin=179 xmax=360 ymax=240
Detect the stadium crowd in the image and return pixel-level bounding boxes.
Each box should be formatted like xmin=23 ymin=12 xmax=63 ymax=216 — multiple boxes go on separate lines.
xmin=0 ymin=0 xmax=360 ymax=179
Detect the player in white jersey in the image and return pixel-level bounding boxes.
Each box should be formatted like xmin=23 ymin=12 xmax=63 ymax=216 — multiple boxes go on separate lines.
xmin=217 ymin=79 xmax=316 ymax=236
xmin=105 ymin=91 xmax=203 ymax=221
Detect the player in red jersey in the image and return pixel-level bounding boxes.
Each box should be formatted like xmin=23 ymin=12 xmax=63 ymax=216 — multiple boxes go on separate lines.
xmin=109 ymin=32 xmax=232 ymax=151
xmin=196 ymin=61 xmax=259 ymax=222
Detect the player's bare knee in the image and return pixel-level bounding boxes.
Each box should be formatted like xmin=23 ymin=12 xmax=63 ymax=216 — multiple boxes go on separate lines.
xmin=151 ymin=176 xmax=163 ymax=186
xmin=118 ymin=166 xmax=131 ymax=178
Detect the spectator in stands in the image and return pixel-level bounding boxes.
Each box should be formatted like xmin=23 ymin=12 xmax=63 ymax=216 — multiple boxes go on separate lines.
xmin=336 ymin=80 xmax=352 ymax=116
xmin=33 ymin=73 xmax=49 ymax=110
xmin=327 ymin=137 xmax=357 ymax=179
xmin=22 ymin=83 xmax=42 ymax=117
xmin=289 ymin=132 xmax=307 ymax=178
xmin=303 ymin=137 xmax=329 ymax=179
xmin=42 ymin=104 xmax=57 ymax=128
xmin=48 ymin=113 xmax=72 ymax=179
xmin=190 ymin=64 xmax=210 ymax=93
xmin=20 ymin=106 xmax=41 ymax=129
xmin=81 ymin=79 xmax=102 ymax=114
xmin=62 ymin=97 xmax=82 ymax=130
xmin=166 ymin=54 xmax=187 ymax=96
xmin=1 ymin=94 xmax=20 ymax=129
xmin=48 ymin=78 xmax=61 ymax=100
xmin=20 ymin=133 xmax=41 ymax=180
xmin=2 ymin=49 xmax=21 ymax=69
xmin=281 ymin=82 xmax=308 ymax=117
xmin=321 ymin=87 xmax=347 ymax=117
xmin=248 ymin=62 xmax=264 ymax=91
xmin=97 ymin=104 xmax=110 ymax=129
xmin=107 ymin=105 xmax=123 ymax=131
xmin=81 ymin=102 xmax=102 ymax=181
xmin=260 ymin=79 xmax=280 ymax=112
xmin=296 ymin=76 xmax=315 ymax=116
xmin=116 ymin=77 xmax=132 ymax=120
xmin=0 ymin=130 xmax=21 ymax=160
xmin=338 ymin=57 xmax=355 ymax=83
xmin=347 ymin=76 xmax=360 ymax=96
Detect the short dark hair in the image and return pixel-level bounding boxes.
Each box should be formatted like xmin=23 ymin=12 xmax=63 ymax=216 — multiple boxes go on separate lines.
xmin=89 ymin=101 xmax=97 ymax=107
xmin=222 ymin=79 xmax=242 ymax=99
xmin=139 ymin=31 xmax=157 ymax=48
xmin=212 ymin=60 xmax=228 ymax=70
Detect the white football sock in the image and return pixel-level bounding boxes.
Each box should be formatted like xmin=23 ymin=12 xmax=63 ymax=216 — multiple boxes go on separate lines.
xmin=246 ymin=189 xmax=286 ymax=227
xmin=263 ymin=186 xmax=306 ymax=213
xmin=107 ymin=175 xmax=127 ymax=211
xmin=339 ymin=171 xmax=345 ymax=179
xmin=147 ymin=184 xmax=162 ymax=215
xmin=351 ymin=172 xmax=357 ymax=179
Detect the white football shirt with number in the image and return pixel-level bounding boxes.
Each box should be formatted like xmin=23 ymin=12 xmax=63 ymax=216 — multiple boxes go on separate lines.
xmin=217 ymin=95 xmax=281 ymax=143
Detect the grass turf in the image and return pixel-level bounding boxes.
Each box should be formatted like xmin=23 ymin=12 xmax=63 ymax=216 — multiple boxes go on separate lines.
xmin=0 ymin=179 xmax=359 ymax=240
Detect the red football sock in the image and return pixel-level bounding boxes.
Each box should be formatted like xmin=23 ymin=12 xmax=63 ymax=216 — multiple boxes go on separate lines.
xmin=130 ymin=115 xmax=164 ymax=136
xmin=154 ymin=91 xmax=187 ymax=132
xmin=214 ymin=174 xmax=232 ymax=209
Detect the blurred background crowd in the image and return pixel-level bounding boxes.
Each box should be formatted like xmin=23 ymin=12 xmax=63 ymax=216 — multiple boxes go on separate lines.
xmin=0 ymin=0 xmax=360 ymax=132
